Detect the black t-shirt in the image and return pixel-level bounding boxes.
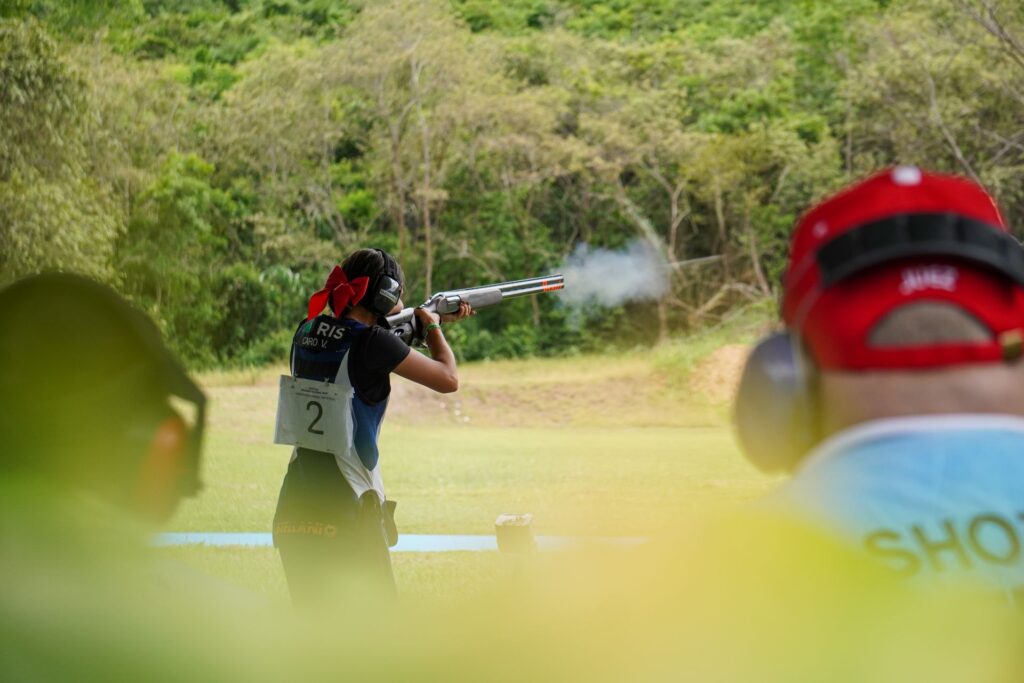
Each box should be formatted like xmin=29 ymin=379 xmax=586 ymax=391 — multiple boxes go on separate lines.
xmin=348 ymin=324 xmax=411 ymax=404
xmin=290 ymin=317 xmax=411 ymax=405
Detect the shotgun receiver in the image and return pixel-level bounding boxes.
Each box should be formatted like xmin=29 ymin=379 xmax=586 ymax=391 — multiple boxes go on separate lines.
xmin=385 ymin=274 xmax=565 ymax=345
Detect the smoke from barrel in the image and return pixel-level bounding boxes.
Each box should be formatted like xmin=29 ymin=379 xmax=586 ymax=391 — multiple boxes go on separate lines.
xmin=558 ymin=240 xmax=670 ymax=308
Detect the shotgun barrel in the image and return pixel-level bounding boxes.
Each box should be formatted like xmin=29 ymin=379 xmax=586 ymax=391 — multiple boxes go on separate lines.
xmin=385 ymin=274 xmax=565 ymax=346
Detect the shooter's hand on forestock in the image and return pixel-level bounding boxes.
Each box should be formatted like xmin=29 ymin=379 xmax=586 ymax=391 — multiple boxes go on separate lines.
xmin=415 ymin=300 xmax=475 ymax=327
xmin=440 ymin=301 xmax=475 ymax=323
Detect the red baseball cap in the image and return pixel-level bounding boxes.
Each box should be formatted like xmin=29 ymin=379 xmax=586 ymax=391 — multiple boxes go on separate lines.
xmin=781 ymin=166 xmax=1024 ymax=370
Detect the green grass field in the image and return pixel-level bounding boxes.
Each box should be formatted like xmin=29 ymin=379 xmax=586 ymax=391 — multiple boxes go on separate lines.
xmin=165 ymin=344 xmax=779 ymax=601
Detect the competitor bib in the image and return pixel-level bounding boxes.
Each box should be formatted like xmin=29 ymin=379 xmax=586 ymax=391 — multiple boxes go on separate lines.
xmin=274 ymin=375 xmax=353 ymax=455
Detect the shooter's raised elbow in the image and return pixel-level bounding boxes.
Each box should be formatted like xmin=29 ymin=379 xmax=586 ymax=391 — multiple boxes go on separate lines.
xmin=438 ymin=373 xmax=459 ymax=393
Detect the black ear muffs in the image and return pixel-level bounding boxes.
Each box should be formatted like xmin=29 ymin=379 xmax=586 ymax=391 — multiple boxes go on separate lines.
xmin=734 ymin=332 xmax=819 ymax=474
xmin=360 ymin=249 xmax=404 ymax=318
xmin=368 ymin=274 xmax=402 ymax=317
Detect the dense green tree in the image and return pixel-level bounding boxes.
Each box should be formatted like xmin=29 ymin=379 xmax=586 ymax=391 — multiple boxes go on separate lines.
xmin=6 ymin=0 xmax=1021 ymax=366
xmin=845 ymin=0 xmax=1024 ymax=231
xmin=0 ymin=18 xmax=118 ymax=282
xmin=117 ymin=153 xmax=235 ymax=364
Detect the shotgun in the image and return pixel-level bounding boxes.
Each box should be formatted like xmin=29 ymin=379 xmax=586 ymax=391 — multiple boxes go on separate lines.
xmin=385 ymin=274 xmax=565 ymax=345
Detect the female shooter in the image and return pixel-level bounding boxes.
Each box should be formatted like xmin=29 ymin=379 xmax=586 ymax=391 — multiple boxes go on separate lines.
xmin=272 ymin=248 xmax=472 ymax=604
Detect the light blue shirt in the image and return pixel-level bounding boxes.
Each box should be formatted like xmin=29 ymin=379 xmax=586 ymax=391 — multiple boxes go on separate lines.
xmin=769 ymin=415 xmax=1024 ymax=591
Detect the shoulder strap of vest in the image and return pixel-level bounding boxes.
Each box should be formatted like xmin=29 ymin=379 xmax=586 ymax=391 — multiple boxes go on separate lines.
xmin=333 ymin=347 xmax=353 ymax=389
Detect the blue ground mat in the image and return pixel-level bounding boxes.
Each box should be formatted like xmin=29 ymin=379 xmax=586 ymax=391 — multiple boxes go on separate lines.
xmin=156 ymin=532 xmax=646 ymax=552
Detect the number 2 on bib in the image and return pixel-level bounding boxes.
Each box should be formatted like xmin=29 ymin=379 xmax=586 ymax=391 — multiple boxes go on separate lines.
xmin=306 ymin=400 xmax=325 ymax=435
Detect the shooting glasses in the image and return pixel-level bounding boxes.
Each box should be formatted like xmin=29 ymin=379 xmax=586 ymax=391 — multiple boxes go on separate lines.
xmin=101 ymin=278 xmax=208 ymax=496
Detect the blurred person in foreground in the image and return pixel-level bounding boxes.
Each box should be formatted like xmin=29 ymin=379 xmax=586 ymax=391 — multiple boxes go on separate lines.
xmin=737 ymin=166 xmax=1024 ymax=594
xmin=0 ymin=273 xmax=278 ymax=680
xmin=0 ymin=272 xmax=206 ymax=531
xmin=273 ymin=248 xmax=473 ymax=606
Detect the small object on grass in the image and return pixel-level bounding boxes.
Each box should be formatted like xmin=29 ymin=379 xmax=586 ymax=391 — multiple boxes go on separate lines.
xmin=495 ymin=513 xmax=535 ymax=554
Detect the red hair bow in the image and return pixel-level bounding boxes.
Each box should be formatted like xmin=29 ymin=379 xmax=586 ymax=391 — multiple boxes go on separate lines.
xmin=306 ymin=266 xmax=370 ymax=320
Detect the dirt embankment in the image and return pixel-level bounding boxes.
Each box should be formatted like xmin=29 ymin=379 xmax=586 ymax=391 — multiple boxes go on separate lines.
xmin=687 ymin=345 xmax=750 ymax=406
xmin=387 ymin=374 xmax=676 ymax=428
xmin=202 ymin=345 xmax=752 ymax=430
xmin=386 ymin=345 xmax=751 ymax=429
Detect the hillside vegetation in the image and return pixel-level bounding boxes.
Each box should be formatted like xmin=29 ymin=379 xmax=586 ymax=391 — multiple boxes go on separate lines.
xmin=3 ymin=0 xmax=1023 ymax=365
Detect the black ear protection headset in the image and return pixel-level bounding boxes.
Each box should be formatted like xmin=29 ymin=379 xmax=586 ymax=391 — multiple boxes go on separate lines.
xmin=735 ymin=331 xmax=819 ymax=474
xmin=360 ymin=248 xmax=404 ymax=318
xmin=0 ymin=273 xmax=207 ymax=496
xmin=735 ymin=212 xmax=1024 ymax=474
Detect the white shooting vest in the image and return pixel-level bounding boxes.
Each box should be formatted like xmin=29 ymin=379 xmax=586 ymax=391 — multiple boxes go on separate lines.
xmin=274 ymin=351 xmax=386 ymax=502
